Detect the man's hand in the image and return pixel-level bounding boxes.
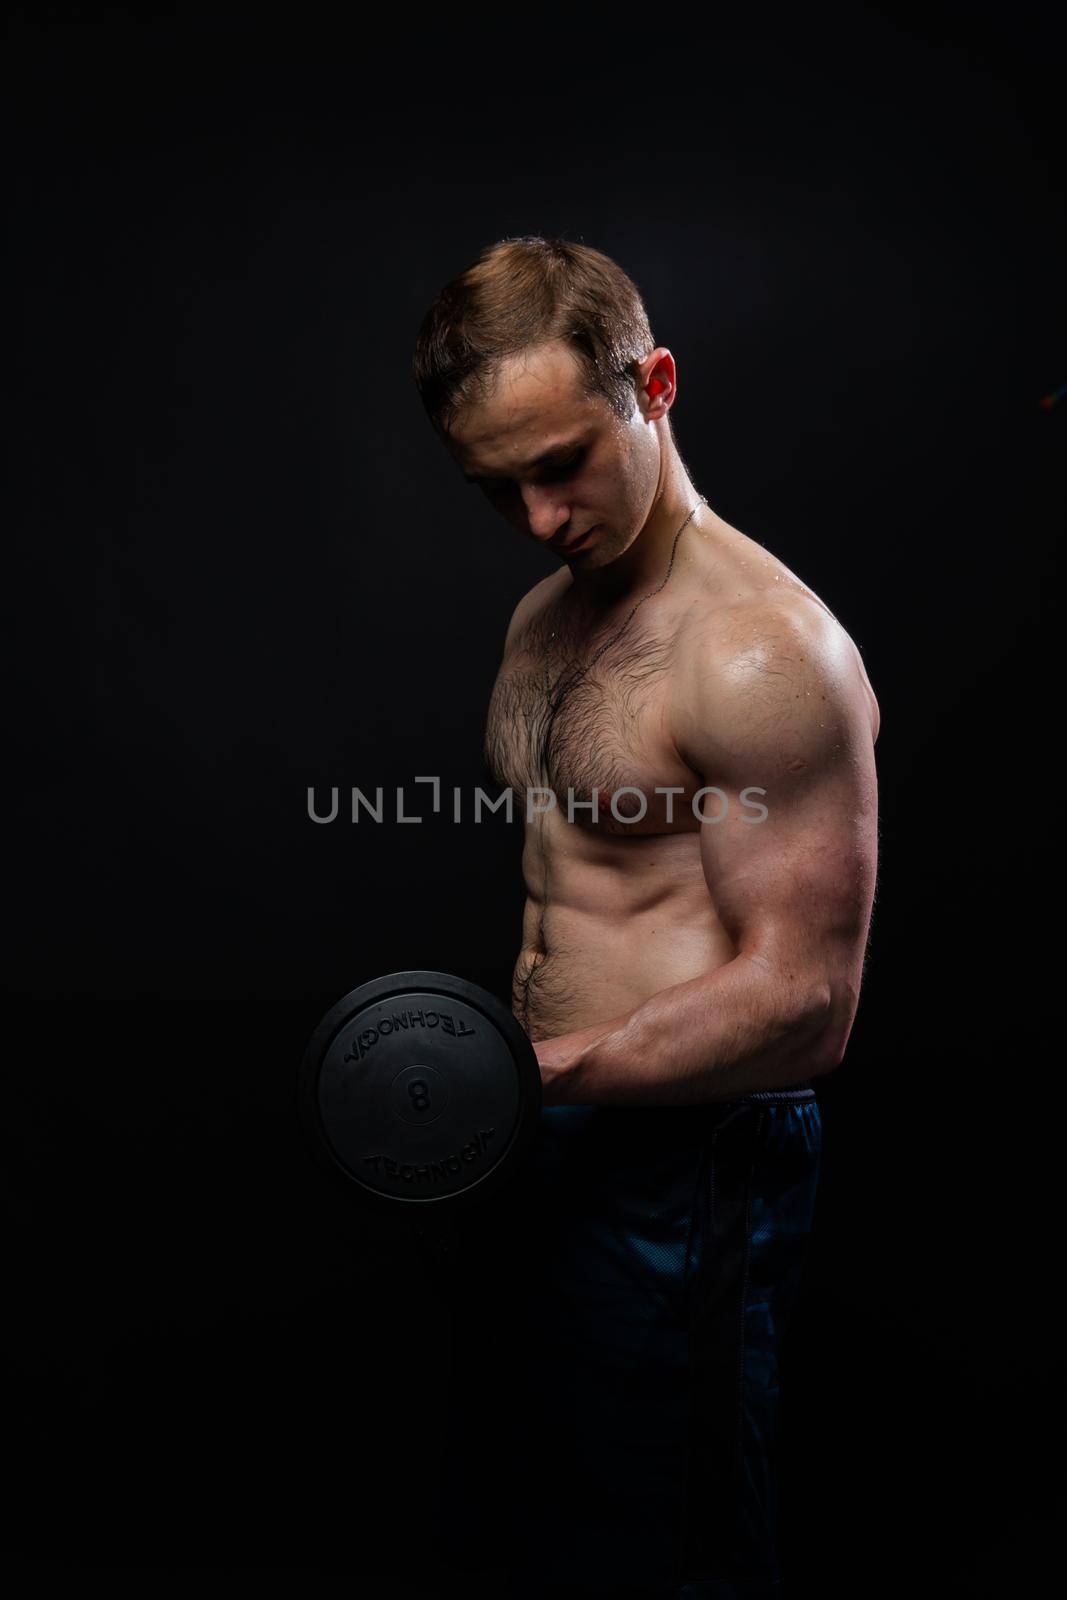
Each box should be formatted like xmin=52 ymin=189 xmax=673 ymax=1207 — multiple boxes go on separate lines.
xmin=532 ymin=1011 xmax=633 ymax=1104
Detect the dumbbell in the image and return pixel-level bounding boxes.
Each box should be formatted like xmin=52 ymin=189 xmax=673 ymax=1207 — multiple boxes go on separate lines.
xmin=298 ymin=971 xmax=543 ymax=1244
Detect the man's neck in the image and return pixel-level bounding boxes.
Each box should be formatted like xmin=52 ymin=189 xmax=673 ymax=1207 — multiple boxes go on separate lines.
xmin=572 ymin=448 xmax=707 ymax=604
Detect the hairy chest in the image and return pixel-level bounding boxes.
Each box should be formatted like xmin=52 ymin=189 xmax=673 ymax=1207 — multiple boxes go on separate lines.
xmin=484 ymin=606 xmax=704 ymax=836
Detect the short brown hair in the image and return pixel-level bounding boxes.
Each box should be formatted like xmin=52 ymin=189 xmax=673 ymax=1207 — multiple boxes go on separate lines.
xmin=412 ymin=235 xmax=657 ymax=437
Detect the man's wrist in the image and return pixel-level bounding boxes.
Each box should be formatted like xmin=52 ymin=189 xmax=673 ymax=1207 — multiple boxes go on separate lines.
xmin=534 ymin=1018 xmax=628 ymax=1105
xmin=536 ymin=1039 xmax=587 ymax=1105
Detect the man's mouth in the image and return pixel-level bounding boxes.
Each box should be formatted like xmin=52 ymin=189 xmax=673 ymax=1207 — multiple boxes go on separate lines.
xmin=552 ymin=525 xmax=598 ymax=555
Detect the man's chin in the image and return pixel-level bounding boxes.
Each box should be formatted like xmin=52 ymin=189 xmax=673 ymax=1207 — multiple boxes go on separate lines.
xmin=579 ymin=546 xmax=612 ymax=570
xmin=578 ymin=532 xmax=630 ymax=570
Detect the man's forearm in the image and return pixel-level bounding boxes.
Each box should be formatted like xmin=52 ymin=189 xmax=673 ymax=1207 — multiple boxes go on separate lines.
xmin=535 ymin=954 xmax=833 ymax=1106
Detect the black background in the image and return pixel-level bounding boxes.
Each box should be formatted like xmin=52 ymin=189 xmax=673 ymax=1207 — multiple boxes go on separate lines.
xmin=7 ymin=3 xmax=1063 ymax=1594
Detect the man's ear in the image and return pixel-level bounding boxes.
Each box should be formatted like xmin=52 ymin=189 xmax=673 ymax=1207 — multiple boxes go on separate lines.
xmin=637 ymin=348 xmax=676 ymax=417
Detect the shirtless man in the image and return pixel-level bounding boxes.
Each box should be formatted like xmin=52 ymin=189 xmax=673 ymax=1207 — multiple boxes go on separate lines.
xmin=413 ymin=237 xmax=878 ymax=1597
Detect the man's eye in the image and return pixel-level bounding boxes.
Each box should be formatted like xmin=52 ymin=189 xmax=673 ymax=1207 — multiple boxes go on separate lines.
xmin=540 ymin=452 xmax=583 ymax=482
xmin=471 ymin=451 xmax=584 ymax=493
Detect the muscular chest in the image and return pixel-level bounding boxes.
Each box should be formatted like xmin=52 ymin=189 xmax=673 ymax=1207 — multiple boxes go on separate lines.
xmin=484 ymin=607 xmax=702 ymax=835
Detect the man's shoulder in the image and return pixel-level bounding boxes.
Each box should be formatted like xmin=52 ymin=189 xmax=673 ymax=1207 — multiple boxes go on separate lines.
xmin=694 ymin=589 xmax=880 ymax=745
xmin=672 ymin=590 xmax=879 ymax=766
xmin=502 ymin=571 xmax=566 ymax=652
xmin=680 ymin=588 xmax=846 ymax=674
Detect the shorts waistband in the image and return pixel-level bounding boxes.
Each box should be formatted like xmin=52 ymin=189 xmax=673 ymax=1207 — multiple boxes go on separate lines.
xmin=733 ymin=1081 xmax=816 ymax=1104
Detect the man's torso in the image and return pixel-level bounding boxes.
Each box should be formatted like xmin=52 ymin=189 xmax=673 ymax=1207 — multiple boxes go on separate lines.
xmin=485 ymin=513 xmax=879 ymax=1040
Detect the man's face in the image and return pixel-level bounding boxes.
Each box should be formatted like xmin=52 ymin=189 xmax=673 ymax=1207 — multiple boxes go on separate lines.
xmin=446 ymin=339 xmax=663 ymax=571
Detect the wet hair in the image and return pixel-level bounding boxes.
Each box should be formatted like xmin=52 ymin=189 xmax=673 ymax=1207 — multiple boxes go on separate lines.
xmin=412 ymin=235 xmax=658 ymax=437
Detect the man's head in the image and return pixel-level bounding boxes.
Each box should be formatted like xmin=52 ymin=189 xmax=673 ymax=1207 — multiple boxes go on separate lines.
xmin=412 ymin=236 xmax=678 ymax=572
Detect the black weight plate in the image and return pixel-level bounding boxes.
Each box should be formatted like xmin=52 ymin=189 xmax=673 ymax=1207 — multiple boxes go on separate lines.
xmin=298 ymin=971 xmax=542 ymax=1210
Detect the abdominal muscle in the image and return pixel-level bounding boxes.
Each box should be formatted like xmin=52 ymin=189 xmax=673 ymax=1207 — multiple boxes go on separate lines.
xmin=511 ymin=808 xmax=735 ymax=1042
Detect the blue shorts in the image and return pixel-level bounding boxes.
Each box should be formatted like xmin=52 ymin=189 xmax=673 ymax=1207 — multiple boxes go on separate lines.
xmin=440 ymin=1089 xmax=822 ymax=1598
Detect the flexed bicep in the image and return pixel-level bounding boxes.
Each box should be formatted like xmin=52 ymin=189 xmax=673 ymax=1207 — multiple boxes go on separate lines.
xmin=673 ymin=600 xmax=879 ymax=1066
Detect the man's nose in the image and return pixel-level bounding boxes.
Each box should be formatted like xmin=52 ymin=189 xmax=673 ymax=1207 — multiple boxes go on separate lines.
xmin=521 ymin=487 xmax=570 ymax=542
